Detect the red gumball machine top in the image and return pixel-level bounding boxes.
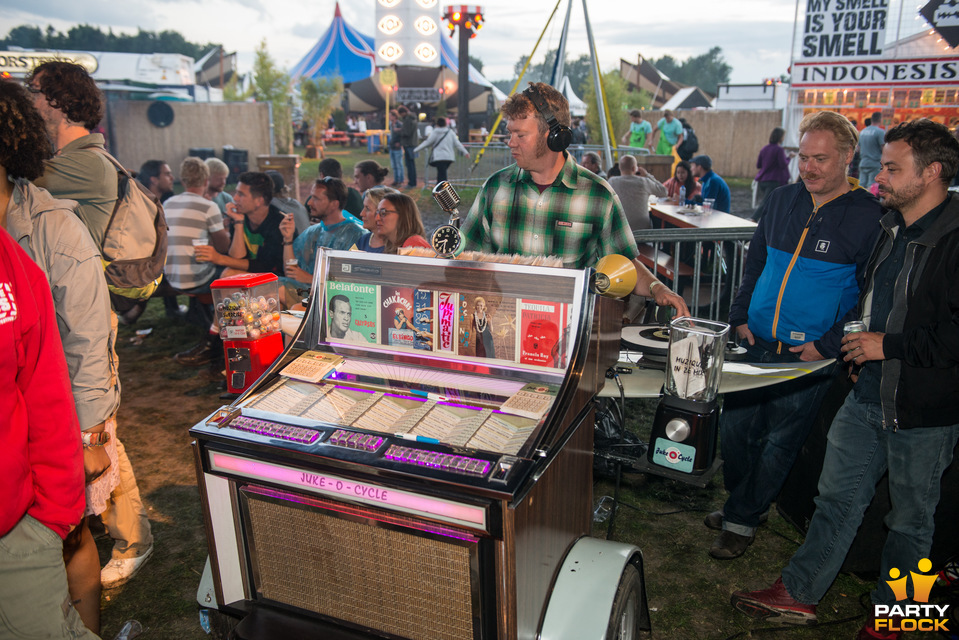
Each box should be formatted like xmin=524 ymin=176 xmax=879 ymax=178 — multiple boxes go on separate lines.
xmin=211 ymin=273 xmax=281 ymax=342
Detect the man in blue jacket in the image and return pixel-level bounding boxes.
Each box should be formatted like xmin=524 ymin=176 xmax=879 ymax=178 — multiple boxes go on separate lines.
xmin=707 ymin=111 xmax=882 ymax=559
xmin=690 ymin=155 xmax=731 ymax=213
xmin=731 ymin=118 xmax=959 ymax=640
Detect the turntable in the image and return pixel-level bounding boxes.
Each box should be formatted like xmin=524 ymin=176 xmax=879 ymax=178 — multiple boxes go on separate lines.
xmin=621 ymin=324 xmax=746 ymax=364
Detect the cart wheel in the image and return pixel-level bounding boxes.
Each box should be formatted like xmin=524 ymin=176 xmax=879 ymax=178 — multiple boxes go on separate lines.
xmin=605 ymin=564 xmax=643 ymax=640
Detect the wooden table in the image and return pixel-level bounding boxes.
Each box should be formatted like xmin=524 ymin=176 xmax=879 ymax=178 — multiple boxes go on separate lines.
xmin=649 ymin=202 xmax=757 ymax=231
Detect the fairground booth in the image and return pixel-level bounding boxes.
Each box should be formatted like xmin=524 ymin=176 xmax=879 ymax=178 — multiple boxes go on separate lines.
xmin=783 ymin=0 xmax=959 ymax=140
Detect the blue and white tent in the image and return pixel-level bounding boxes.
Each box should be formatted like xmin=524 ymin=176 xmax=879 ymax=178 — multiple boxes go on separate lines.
xmin=290 ymin=3 xmax=377 ymax=85
xmin=291 ymin=2 xmax=505 ymax=114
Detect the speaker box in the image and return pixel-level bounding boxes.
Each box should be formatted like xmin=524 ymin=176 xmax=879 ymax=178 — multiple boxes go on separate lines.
xmin=238 ymin=485 xmax=485 ymax=640
xmin=778 ymin=374 xmax=959 ymax=573
xmin=223 ymin=148 xmax=248 ymax=185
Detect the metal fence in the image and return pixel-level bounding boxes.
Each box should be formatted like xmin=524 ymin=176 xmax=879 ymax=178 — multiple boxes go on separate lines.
xmin=633 ymin=227 xmax=755 ymax=322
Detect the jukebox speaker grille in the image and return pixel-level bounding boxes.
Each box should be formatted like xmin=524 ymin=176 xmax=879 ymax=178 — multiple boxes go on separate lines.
xmin=243 ymin=487 xmax=477 ymax=640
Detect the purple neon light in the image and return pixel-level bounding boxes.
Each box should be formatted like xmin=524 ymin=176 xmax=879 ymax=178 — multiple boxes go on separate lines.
xmin=329 ymin=384 xmax=375 ymax=395
xmin=384 ymin=445 xmax=491 ymax=476
xmin=436 ymin=400 xmax=483 ymax=410
xmin=329 ymin=429 xmax=385 ymax=451
xmin=210 ymin=452 xmax=486 ymax=527
xmin=229 ymin=417 xmax=320 ymax=444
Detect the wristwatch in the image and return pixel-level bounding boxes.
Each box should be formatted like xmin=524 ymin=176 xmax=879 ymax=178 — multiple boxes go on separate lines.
xmin=81 ymin=431 xmax=111 ymax=447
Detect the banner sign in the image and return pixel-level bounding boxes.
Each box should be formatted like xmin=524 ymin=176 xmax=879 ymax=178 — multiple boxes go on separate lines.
xmin=920 ymin=0 xmax=959 ymax=48
xmin=396 ymin=87 xmax=442 ymax=102
xmin=792 ymin=56 xmax=959 ymax=86
xmin=802 ymin=0 xmax=888 ymax=59
xmin=0 ymin=51 xmax=98 ymax=75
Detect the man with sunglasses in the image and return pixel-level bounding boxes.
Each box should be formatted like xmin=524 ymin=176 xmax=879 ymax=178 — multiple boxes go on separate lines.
xmin=280 ymin=177 xmax=364 ymax=290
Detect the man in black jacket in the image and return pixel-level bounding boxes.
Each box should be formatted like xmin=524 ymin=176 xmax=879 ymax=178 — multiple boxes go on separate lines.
xmin=731 ymin=119 xmax=959 ymax=640
xmin=398 ymin=105 xmax=419 ymax=189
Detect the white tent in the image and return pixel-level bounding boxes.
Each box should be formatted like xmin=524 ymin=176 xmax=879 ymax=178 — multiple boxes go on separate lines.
xmin=558 ymin=75 xmax=587 ymax=117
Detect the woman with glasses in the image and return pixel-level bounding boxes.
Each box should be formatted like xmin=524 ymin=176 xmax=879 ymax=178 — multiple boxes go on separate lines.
xmin=375 ymin=192 xmax=431 ymax=254
xmin=354 ymin=186 xmax=397 ymax=253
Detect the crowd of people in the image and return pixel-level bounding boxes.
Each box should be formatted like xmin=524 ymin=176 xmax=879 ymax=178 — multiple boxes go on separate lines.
xmin=3 ymin=56 xmax=959 ymax=640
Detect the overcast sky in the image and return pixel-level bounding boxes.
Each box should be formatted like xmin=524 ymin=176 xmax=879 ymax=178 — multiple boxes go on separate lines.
xmin=0 ymin=0 xmax=931 ymax=85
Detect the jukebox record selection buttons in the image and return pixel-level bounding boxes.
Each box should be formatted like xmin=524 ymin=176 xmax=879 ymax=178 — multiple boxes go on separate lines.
xmin=384 ymin=445 xmax=492 ymax=477
xmin=229 ymin=416 xmax=321 ymax=444
xmin=329 ymin=429 xmax=385 ymax=452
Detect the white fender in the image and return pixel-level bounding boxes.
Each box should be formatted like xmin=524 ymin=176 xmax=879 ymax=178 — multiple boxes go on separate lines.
xmin=539 ymin=537 xmax=646 ymax=640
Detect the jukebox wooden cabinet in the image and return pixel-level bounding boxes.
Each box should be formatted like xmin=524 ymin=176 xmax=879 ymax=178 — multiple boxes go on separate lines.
xmin=191 ymin=250 xmax=626 ymax=639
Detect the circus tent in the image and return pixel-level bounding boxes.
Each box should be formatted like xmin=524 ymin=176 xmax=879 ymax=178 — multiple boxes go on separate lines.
xmin=289 ymin=3 xmax=377 ymax=85
xmin=290 ymin=2 xmax=505 ymax=115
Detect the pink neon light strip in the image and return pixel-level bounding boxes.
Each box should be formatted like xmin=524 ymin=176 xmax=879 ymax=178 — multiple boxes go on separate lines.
xmin=210 ymin=452 xmax=487 ymax=529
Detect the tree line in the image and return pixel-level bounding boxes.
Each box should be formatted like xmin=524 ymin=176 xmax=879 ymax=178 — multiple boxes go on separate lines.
xmin=1 ymin=24 xmax=220 ymax=62
xmin=492 ymin=46 xmax=732 ymax=97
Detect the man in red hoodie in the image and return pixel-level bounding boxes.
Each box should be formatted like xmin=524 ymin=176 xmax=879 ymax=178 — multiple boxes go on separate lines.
xmin=0 ymin=227 xmax=97 ymax=638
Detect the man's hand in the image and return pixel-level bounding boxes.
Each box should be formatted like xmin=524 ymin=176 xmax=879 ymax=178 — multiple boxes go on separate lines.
xmin=193 ymin=244 xmax=220 ymax=265
xmin=636 ymin=166 xmax=649 ymax=177
xmin=82 ymin=422 xmax=111 ymax=483
xmin=279 ymin=213 xmax=295 ymax=242
xmin=84 ymin=447 xmax=111 ymax=483
xmin=224 ymin=202 xmax=244 ymax=224
xmin=788 ymin=341 xmax=825 ymax=362
xmin=736 ymin=323 xmax=755 ymax=346
xmin=652 ymin=284 xmax=690 ymax=318
xmin=842 ymin=331 xmax=885 ymax=365
xmin=285 ymin=263 xmax=312 ymax=284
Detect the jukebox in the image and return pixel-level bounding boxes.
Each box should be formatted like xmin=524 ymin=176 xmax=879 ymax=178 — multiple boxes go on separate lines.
xmin=191 ymin=250 xmax=650 ymax=639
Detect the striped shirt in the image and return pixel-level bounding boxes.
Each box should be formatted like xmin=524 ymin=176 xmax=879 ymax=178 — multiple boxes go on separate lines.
xmin=461 ymin=153 xmax=638 ymax=269
xmin=163 ymin=192 xmax=224 ymax=290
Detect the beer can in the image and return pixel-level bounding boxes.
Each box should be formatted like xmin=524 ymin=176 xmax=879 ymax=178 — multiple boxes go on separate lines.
xmin=844 ymin=320 xmax=866 ymax=335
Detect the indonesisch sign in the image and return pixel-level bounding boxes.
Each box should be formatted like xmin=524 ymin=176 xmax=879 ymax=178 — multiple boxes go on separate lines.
xmin=792 ymin=56 xmax=959 ymax=86
xmin=0 ymin=51 xmax=98 ymax=75
xmin=802 ymin=0 xmax=888 ymax=59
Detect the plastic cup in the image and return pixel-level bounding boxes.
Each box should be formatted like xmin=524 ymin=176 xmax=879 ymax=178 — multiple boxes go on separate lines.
xmin=703 ymin=198 xmax=716 ymax=214
xmin=192 ymin=237 xmax=208 ymax=262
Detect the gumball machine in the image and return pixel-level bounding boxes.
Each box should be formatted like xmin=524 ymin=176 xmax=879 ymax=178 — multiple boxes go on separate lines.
xmin=211 ymin=273 xmax=284 ymax=394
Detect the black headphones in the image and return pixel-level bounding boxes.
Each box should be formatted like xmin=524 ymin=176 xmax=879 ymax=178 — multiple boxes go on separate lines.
xmin=522 ymin=84 xmax=572 ymax=153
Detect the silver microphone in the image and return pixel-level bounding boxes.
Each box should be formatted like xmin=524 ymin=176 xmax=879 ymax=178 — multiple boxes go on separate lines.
xmin=432 ymin=181 xmax=460 ymax=216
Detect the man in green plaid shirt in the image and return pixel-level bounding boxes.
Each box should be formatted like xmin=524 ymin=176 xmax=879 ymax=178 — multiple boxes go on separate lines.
xmin=462 ymin=82 xmax=688 ymax=315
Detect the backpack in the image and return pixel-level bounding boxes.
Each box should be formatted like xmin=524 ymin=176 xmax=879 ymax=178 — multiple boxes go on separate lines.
xmin=87 ymin=147 xmax=168 ymax=306
xmin=677 ymin=126 xmax=699 ymax=161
